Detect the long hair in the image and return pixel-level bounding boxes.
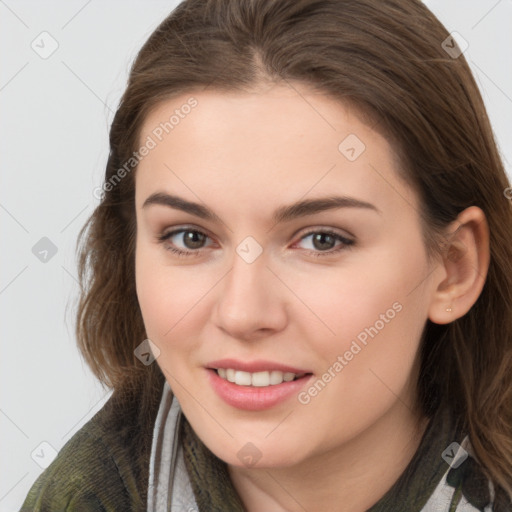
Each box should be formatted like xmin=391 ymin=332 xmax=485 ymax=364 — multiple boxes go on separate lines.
xmin=76 ymin=0 xmax=512 ymax=496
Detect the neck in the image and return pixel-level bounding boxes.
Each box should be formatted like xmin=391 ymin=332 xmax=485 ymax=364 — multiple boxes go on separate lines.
xmin=228 ymin=399 xmax=429 ymax=512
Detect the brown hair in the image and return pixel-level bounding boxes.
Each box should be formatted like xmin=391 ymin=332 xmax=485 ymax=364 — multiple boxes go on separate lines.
xmin=76 ymin=0 xmax=512 ymax=498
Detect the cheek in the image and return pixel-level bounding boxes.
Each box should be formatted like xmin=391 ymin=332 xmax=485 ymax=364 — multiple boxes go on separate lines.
xmin=135 ymin=244 xmax=182 ymax=338
xmin=135 ymin=244 xmax=219 ymax=348
xmin=283 ymin=242 xmax=426 ymax=349
xmin=288 ymin=243 xmax=429 ymax=405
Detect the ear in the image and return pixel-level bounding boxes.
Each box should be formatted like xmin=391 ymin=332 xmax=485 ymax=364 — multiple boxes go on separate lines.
xmin=428 ymin=206 xmax=490 ymax=325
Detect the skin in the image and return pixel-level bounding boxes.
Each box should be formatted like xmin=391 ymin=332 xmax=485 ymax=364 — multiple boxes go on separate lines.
xmin=134 ymin=83 xmax=489 ymax=511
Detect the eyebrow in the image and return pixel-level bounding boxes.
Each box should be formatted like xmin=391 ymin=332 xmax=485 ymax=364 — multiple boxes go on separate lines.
xmin=142 ymin=192 xmax=381 ymax=224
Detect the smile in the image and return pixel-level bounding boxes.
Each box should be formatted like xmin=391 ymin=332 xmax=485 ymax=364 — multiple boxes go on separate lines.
xmin=215 ymin=368 xmax=307 ymax=387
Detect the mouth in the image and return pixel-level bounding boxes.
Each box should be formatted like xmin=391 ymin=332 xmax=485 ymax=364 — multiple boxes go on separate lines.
xmin=205 ymin=358 xmax=313 ymax=386
xmin=205 ymin=359 xmax=314 ymax=410
xmin=212 ymin=368 xmax=309 ymax=387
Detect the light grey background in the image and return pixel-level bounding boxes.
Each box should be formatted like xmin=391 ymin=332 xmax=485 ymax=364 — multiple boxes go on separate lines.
xmin=1 ymin=1 xmax=511 ymax=510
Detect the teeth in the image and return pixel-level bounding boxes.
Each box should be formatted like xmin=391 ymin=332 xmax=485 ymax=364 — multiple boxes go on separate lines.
xmin=269 ymin=370 xmax=284 ymax=385
xmin=216 ymin=369 xmax=304 ymax=387
xmin=252 ymin=371 xmax=270 ymax=387
xmin=235 ymin=371 xmax=252 ymax=386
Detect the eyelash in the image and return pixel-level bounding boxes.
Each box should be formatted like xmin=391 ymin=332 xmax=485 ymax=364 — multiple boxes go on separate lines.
xmin=156 ymin=227 xmax=355 ymax=259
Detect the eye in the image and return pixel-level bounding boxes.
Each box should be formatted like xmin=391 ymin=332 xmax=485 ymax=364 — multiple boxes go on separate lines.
xmin=157 ymin=226 xmax=355 ymax=259
xmin=157 ymin=227 xmax=213 ymax=257
xmin=294 ymin=229 xmax=354 ymax=257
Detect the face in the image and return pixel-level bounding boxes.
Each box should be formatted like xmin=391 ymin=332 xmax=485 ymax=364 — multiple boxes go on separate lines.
xmin=134 ymin=83 xmax=439 ymax=469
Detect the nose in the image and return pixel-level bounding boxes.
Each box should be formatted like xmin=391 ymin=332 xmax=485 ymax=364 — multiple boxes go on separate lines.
xmin=212 ymin=246 xmax=288 ymax=341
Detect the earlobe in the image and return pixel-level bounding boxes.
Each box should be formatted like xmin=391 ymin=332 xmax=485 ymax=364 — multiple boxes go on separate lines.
xmin=428 ymin=206 xmax=490 ymax=325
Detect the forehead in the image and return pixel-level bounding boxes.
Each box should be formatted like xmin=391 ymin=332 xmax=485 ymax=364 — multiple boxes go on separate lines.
xmin=135 ymin=84 xmax=419 ymax=219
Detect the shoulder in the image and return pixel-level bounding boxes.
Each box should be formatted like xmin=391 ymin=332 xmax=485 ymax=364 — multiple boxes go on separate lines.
xmin=20 ymin=375 xmax=165 ymax=512
xmin=426 ymin=434 xmax=512 ymax=512
xmin=20 ymin=426 xmax=132 ymax=511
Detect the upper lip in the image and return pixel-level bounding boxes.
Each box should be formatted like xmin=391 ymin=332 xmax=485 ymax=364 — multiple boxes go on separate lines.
xmin=206 ymin=358 xmax=312 ymax=374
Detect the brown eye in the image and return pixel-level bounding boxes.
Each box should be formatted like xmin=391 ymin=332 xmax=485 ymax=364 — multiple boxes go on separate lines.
xmin=295 ymin=229 xmax=355 ymax=257
xmin=158 ymin=228 xmax=213 ymax=257
xmin=311 ymin=232 xmax=336 ymax=251
xmin=180 ymin=230 xmax=208 ymax=249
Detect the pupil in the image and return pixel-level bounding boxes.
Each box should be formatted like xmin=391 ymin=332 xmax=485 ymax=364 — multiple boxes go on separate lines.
xmin=184 ymin=231 xmax=205 ymax=249
xmin=313 ymin=233 xmax=334 ymax=251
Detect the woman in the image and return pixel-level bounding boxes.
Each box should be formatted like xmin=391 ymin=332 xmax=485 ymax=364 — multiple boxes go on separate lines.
xmin=21 ymin=0 xmax=512 ymax=510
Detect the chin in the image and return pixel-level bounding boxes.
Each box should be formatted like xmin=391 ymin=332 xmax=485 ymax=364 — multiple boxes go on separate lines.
xmin=204 ymin=435 xmax=308 ymax=470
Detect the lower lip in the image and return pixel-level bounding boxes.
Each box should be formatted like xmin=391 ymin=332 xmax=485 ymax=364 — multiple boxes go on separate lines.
xmin=206 ymin=369 xmax=313 ymax=411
